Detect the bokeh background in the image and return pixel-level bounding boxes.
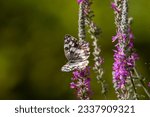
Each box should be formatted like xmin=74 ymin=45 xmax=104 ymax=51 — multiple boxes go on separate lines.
xmin=0 ymin=0 xmax=150 ymax=100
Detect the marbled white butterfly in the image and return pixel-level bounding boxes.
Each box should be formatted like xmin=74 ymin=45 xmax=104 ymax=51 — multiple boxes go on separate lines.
xmin=61 ymin=34 xmax=90 ymax=72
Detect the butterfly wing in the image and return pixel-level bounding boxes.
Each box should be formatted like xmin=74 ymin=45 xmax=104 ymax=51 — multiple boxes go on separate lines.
xmin=64 ymin=34 xmax=79 ymax=61
xmin=77 ymin=40 xmax=90 ymax=61
xmin=61 ymin=60 xmax=89 ymax=72
xmin=62 ymin=34 xmax=90 ymax=72
xmin=64 ymin=34 xmax=90 ymax=61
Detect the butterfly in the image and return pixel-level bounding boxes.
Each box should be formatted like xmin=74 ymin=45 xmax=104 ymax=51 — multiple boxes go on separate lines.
xmin=61 ymin=34 xmax=90 ymax=72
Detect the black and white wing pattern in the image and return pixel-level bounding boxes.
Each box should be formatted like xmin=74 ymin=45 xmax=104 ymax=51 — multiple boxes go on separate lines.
xmin=61 ymin=34 xmax=90 ymax=72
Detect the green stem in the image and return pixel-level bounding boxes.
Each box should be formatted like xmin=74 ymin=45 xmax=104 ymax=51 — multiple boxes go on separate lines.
xmin=130 ymin=76 xmax=139 ymax=99
xmin=133 ymin=67 xmax=150 ymax=99
xmin=78 ymin=2 xmax=86 ymax=41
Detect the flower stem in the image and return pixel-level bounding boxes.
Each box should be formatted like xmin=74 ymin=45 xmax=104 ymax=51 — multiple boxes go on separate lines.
xmin=130 ymin=76 xmax=139 ymax=99
xmin=133 ymin=67 xmax=150 ymax=99
xmin=84 ymin=0 xmax=107 ymax=98
xmin=78 ymin=2 xmax=86 ymax=41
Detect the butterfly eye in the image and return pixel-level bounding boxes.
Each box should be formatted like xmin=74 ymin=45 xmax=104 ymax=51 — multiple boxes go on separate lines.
xmin=65 ymin=47 xmax=69 ymax=50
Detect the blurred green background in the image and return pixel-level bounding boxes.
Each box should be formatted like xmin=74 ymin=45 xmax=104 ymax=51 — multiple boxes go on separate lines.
xmin=0 ymin=0 xmax=150 ymax=100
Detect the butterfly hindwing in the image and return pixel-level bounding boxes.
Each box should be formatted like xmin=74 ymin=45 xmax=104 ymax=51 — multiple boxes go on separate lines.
xmin=78 ymin=40 xmax=90 ymax=61
xmin=61 ymin=60 xmax=89 ymax=72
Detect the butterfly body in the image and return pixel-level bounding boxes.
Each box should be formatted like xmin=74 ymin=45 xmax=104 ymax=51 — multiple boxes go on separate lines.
xmin=61 ymin=34 xmax=90 ymax=72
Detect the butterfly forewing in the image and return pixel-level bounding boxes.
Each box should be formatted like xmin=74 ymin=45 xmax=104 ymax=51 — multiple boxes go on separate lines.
xmin=64 ymin=35 xmax=79 ymax=61
xmin=62 ymin=34 xmax=90 ymax=72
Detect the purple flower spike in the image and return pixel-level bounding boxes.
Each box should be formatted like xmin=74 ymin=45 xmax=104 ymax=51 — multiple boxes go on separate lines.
xmin=113 ymin=44 xmax=129 ymax=89
xmin=112 ymin=16 xmax=139 ymax=92
xmin=71 ymin=66 xmax=91 ymax=100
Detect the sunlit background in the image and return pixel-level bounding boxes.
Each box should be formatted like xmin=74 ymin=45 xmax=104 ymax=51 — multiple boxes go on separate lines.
xmin=0 ymin=0 xmax=150 ymax=99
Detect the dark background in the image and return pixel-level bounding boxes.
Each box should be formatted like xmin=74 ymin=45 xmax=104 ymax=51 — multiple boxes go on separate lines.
xmin=0 ymin=0 xmax=150 ymax=99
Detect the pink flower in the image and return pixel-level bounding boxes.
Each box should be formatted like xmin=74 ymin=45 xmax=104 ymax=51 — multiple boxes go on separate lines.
xmin=148 ymin=82 xmax=150 ymax=87
xmin=77 ymin=0 xmax=84 ymax=4
xmin=70 ymin=66 xmax=91 ymax=100
xmin=111 ymin=2 xmax=120 ymax=13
